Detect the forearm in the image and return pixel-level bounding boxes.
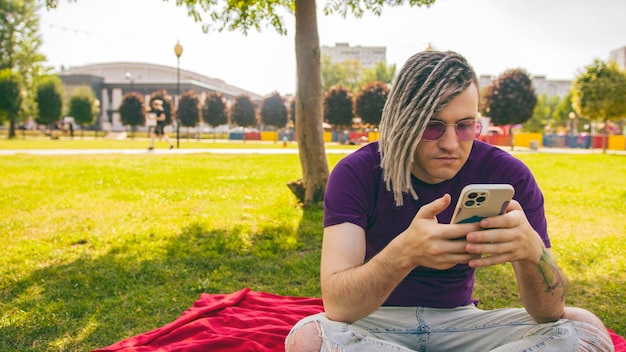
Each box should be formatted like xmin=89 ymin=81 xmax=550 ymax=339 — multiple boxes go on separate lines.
xmin=513 ymin=248 xmax=567 ymax=322
xmin=322 ymin=240 xmax=413 ymax=323
xmin=320 ymin=195 xmax=475 ymax=323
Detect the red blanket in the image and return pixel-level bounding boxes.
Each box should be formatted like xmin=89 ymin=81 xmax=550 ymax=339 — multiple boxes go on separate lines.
xmin=95 ymin=288 xmax=625 ymax=352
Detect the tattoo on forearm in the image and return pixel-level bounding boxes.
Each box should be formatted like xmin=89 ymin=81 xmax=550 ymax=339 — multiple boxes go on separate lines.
xmin=537 ymin=249 xmax=567 ymax=301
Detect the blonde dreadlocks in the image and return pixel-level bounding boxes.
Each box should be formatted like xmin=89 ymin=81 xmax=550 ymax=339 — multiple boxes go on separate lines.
xmin=379 ymin=50 xmax=479 ymax=206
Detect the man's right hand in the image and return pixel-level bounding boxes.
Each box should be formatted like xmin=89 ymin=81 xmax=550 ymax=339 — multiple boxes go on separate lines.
xmin=396 ymin=194 xmax=482 ymax=270
xmin=321 ymin=194 xmax=481 ymax=322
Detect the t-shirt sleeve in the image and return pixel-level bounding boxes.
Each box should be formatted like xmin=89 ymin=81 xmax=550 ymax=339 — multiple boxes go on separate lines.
xmin=518 ymin=177 xmax=551 ymax=248
xmin=496 ymin=153 xmax=551 ymax=248
xmin=323 ymin=153 xmax=376 ymax=230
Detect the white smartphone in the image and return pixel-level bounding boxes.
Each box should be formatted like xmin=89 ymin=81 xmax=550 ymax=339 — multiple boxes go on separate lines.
xmin=450 ymin=184 xmax=515 ymax=224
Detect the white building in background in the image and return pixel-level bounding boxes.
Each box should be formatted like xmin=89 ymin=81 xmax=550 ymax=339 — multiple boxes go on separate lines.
xmin=478 ymin=45 xmax=626 ymax=98
xmin=527 ymin=76 xmax=572 ymax=97
xmin=610 ymin=46 xmax=626 ymax=70
xmin=323 ymin=42 xmax=573 ymax=97
xmin=57 ymin=62 xmax=263 ymax=132
xmin=479 ymin=75 xmax=572 ymax=98
xmin=321 ymin=42 xmax=386 ymax=69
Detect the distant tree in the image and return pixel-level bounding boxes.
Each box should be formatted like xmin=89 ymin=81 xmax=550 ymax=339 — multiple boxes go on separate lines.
xmin=118 ymin=92 xmax=145 ymax=138
xmin=481 ymin=69 xmax=537 ymax=126
xmin=523 ymin=94 xmax=560 ymax=133
xmin=0 ymin=69 xmax=23 ymax=139
xmin=324 ymin=85 xmax=354 ymax=143
xmin=148 ymin=90 xmax=173 ymax=125
xmin=230 ymin=94 xmax=257 ymax=142
xmin=202 ymin=92 xmax=228 ymax=140
xmin=321 ymin=55 xmax=343 ymax=93
xmin=552 ymin=91 xmax=592 ymax=135
xmin=35 ymin=75 xmax=64 ymax=128
xmin=68 ymin=86 xmax=98 ymax=134
xmin=361 ymin=61 xmax=396 ymax=87
xmin=480 ymin=68 xmax=537 ymax=149
xmin=572 ymin=59 xmax=626 ymax=151
xmin=322 ymin=57 xmax=395 ymax=95
xmin=178 ymin=90 xmax=200 ymax=139
xmin=355 ymin=81 xmax=389 ymax=127
xmin=1 ymin=0 xmax=48 ymax=122
xmin=261 ymin=92 xmax=288 ymax=136
xmin=289 ymin=97 xmax=296 ymax=131
xmin=321 ymin=55 xmax=364 ymax=93
xmin=553 ymin=91 xmax=575 ymax=128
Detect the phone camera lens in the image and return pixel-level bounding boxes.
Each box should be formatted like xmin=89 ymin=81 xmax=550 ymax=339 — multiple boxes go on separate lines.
xmin=476 ymin=196 xmax=486 ymax=203
xmin=465 ymin=200 xmax=475 ymax=207
xmin=468 ymin=192 xmax=478 ymax=199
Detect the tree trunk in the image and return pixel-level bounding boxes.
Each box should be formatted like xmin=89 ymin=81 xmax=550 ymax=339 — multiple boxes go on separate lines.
xmin=8 ymin=116 xmax=16 ymax=139
xmin=292 ymin=0 xmax=328 ymax=206
xmin=602 ymin=118 xmax=608 ymax=154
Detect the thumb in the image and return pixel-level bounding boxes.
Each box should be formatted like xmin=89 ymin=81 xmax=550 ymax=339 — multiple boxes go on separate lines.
xmin=415 ymin=194 xmax=451 ymax=220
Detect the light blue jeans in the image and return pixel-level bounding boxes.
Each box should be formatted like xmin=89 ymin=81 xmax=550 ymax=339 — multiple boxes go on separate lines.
xmin=285 ymin=305 xmax=614 ymax=351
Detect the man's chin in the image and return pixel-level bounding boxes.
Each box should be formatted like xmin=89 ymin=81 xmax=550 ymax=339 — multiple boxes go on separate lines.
xmin=426 ymin=167 xmax=461 ymax=183
xmin=411 ymin=162 xmax=462 ymax=184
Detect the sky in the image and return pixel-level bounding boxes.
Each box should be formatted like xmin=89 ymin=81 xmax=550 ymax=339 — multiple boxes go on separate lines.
xmin=37 ymin=0 xmax=626 ymax=97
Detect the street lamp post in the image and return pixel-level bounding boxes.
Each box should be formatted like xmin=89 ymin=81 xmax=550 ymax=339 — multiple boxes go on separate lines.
xmin=94 ymin=99 xmax=101 ymax=138
xmin=174 ymin=41 xmax=183 ymax=149
xmin=125 ymin=72 xmax=134 ymax=92
xmin=569 ymin=111 xmax=577 ymax=148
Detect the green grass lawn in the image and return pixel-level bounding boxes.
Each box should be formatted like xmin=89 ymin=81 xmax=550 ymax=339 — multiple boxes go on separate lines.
xmin=0 ymin=137 xmax=299 ymax=150
xmin=0 ymin=147 xmax=624 ymax=351
xmin=0 ymin=136 xmax=358 ymax=151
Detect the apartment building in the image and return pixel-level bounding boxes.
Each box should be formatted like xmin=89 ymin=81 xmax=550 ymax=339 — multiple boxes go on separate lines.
xmin=610 ymin=46 xmax=626 ymax=70
xmin=321 ymin=42 xmax=386 ymax=69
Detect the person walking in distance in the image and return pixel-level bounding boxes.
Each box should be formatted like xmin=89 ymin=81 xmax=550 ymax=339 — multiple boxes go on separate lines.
xmin=148 ymin=99 xmax=174 ymax=150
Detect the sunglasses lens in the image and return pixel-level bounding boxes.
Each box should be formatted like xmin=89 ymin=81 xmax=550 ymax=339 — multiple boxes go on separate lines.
xmin=423 ymin=122 xmax=445 ymax=141
xmin=457 ymin=121 xmax=479 ymax=140
xmin=422 ymin=120 xmax=480 ymax=141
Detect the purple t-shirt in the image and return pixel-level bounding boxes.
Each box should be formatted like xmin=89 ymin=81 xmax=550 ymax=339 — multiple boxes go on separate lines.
xmin=323 ymin=140 xmax=549 ymax=308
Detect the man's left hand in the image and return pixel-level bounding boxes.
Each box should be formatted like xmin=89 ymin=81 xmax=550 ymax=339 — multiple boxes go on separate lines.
xmin=464 ymin=200 xmax=545 ymax=268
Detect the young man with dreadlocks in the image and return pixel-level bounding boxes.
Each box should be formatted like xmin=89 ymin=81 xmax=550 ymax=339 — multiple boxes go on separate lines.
xmin=285 ymin=50 xmax=613 ymax=352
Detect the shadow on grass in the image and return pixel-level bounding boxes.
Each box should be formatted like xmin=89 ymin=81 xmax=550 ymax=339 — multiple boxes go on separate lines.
xmin=4 ymin=207 xmax=624 ymax=351
xmin=1 ymin=208 xmax=324 ymax=351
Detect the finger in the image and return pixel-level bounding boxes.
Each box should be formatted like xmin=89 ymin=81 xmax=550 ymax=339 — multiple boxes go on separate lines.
xmin=468 ymin=253 xmax=509 ymax=268
xmin=428 ymin=253 xmax=483 ymax=270
xmin=445 ymin=222 xmax=482 ymax=241
xmin=506 ymin=199 xmax=522 ymax=212
xmin=467 ymin=227 xmax=507 ymax=244
xmin=444 ymin=239 xmax=474 ymax=254
xmin=466 ymin=241 xmax=513 ymax=255
xmin=417 ymin=194 xmax=451 ymax=220
xmin=477 ymin=212 xmax=517 ymax=233
xmin=456 ymin=253 xmax=484 ymax=264
xmin=476 ymin=201 xmax=523 ymax=230
xmin=466 ymin=228 xmax=518 ymax=252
